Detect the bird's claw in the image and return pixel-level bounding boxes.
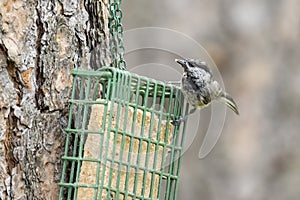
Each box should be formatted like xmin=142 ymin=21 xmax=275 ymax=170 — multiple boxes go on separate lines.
xmin=171 ymin=117 xmax=184 ymax=126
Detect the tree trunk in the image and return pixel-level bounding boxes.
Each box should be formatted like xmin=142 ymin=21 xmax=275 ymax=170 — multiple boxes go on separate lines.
xmin=0 ymin=0 xmax=111 ymax=199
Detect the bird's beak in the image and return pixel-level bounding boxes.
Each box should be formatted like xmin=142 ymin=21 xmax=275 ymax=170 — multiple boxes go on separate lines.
xmin=175 ymin=59 xmax=186 ymax=66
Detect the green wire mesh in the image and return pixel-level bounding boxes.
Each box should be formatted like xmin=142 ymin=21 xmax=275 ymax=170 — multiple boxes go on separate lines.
xmin=59 ymin=67 xmax=188 ymax=199
xmin=59 ymin=1 xmax=188 ymax=199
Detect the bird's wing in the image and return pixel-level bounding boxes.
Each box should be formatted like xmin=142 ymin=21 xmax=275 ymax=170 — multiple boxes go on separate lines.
xmin=189 ymin=76 xmax=211 ymax=105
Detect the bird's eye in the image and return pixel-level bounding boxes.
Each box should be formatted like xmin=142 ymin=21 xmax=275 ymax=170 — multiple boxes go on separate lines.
xmin=188 ymin=62 xmax=196 ymax=68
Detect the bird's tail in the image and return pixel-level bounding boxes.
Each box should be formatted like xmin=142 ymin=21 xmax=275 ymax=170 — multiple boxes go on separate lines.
xmin=219 ymin=92 xmax=239 ymax=115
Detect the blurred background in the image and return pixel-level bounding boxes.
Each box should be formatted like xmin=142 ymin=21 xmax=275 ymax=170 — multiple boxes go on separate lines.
xmin=122 ymin=0 xmax=300 ymax=200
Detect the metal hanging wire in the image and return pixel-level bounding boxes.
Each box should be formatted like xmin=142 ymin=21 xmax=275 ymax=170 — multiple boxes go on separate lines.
xmin=109 ymin=0 xmax=126 ymax=70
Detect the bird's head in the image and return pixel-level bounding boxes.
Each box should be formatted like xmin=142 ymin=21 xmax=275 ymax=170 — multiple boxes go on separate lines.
xmin=175 ymin=59 xmax=212 ymax=75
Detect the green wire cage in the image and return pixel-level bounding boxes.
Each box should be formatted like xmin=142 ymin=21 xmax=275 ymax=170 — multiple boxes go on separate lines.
xmin=59 ymin=1 xmax=189 ymax=199
xmin=59 ymin=67 xmax=188 ymax=199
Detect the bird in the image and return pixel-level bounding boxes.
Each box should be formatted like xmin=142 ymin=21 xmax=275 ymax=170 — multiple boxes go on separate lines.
xmin=172 ymin=58 xmax=239 ymax=125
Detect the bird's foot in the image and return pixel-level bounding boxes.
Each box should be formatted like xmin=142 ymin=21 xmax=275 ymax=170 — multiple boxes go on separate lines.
xmin=171 ymin=117 xmax=185 ymax=126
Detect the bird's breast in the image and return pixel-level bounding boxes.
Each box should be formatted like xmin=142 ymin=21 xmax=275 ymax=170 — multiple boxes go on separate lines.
xmin=181 ymin=75 xmax=211 ymax=107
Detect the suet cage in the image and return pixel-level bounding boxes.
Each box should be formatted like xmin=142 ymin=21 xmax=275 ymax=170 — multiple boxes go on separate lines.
xmin=59 ymin=1 xmax=189 ymax=199
xmin=59 ymin=67 xmax=188 ymax=199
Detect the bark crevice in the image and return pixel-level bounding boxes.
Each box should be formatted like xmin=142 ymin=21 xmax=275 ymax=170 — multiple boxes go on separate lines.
xmin=35 ymin=4 xmax=46 ymax=112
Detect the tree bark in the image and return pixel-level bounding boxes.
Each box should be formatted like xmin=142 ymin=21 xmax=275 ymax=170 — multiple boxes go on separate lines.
xmin=0 ymin=0 xmax=111 ymax=199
